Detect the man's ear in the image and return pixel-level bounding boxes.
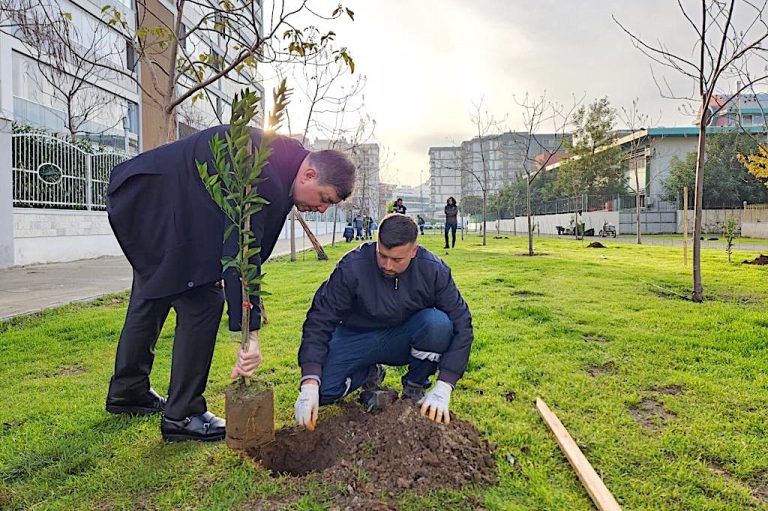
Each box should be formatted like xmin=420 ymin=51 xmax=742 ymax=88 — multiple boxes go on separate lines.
xmin=302 ymin=166 xmax=318 ymax=182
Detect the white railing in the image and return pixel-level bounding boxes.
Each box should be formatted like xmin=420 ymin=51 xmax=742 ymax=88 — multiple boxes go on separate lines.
xmin=11 ymin=134 xmax=129 ymax=210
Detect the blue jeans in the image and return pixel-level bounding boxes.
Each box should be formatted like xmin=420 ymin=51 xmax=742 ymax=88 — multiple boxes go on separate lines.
xmin=444 ymin=223 xmax=457 ymax=247
xmin=318 ymin=308 xmax=453 ymax=405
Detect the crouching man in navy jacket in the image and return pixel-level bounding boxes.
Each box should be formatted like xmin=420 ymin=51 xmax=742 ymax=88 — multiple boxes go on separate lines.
xmin=104 ymin=126 xmax=355 ymax=442
xmin=294 ymin=214 xmax=474 ymax=429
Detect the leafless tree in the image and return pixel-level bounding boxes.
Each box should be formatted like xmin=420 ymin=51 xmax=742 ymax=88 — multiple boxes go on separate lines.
xmin=513 ymin=92 xmax=575 ymax=256
xmin=615 ymin=0 xmax=768 ymax=302
xmin=2 ymin=0 xmax=127 ymax=143
xmin=464 ymin=98 xmax=506 ymax=246
xmin=1 ymin=0 xmax=355 ymax=144
xmin=274 ymin=47 xmax=374 ymax=260
xmin=618 ymin=99 xmax=663 ymax=245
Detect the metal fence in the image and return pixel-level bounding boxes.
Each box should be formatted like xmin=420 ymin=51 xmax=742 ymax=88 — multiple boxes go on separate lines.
xmin=473 ymin=194 xmax=680 ymax=222
xmin=11 ymin=133 xmax=129 ymax=210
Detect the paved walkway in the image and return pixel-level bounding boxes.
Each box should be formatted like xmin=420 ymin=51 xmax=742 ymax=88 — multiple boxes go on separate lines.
xmin=0 ymin=233 xmax=338 ymax=320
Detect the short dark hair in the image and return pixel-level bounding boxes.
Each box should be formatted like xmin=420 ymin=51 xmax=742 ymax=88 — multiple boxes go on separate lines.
xmin=378 ymin=213 xmax=418 ymax=248
xmin=309 ymin=150 xmax=356 ymax=200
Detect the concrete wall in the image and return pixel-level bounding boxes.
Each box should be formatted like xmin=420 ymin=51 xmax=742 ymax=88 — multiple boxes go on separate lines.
xmin=11 ymin=208 xmax=346 ymax=266
xmin=620 ymin=210 xmax=677 ymax=234
xmin=742 ymin=207 xmax=768 ymax=238
xmin=676 ymin=209 xmax=743 ymax=235
xmin=468 ymin=208 xmax=768 ymax=237
xmin=13 ymin=209 xmax=123 ymax=265
xmin=0 ymin=118 xmax=13 ymax=268
xmin=470 ymin=211 xmax=620 ymax=236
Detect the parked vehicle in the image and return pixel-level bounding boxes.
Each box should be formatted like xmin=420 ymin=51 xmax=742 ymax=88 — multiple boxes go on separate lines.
xmin=599 ymin=221 xmax=617 ymax=238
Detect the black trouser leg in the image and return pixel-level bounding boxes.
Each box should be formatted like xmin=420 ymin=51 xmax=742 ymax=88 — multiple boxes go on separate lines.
xmin=444 ymin=225 xmax=450 ymax=247
xmin=451 ymin=224 xmax=457 ymax=247
xmin=108 ymin=274 xmax=171 ymax=402
xmin=165 ymin=282 xmax=224 ymax=420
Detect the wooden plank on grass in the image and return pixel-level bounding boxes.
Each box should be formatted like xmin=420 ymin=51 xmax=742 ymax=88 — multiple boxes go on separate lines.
xmin=536 ymin=398 xmax=622 ymax=511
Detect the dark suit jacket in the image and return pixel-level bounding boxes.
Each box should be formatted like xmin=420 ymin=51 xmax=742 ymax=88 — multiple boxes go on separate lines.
xmin=107 ymin=125 xmax=309 ymax=331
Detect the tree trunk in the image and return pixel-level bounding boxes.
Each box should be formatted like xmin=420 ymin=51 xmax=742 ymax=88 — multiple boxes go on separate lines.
xmin=290 ymin=209 xmax=296 ymax=261
xmin=527 ymin=176 xmax=534 ymax=256
xmin=692 ymin=126 xmax=706 ymax=302
xmin=295 ymin=211 xmax=328 ymax=260
xmin=482 ymin=191 xmax=487 ymax=246
xmin=635 ymin=160 xmax=642 ymax=244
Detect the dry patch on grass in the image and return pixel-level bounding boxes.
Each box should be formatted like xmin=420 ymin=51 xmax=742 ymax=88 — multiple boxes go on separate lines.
xmin=707 ymin=462 xmax=768 ymax=504
xmin=585 ymin=361 xmax=616 ymax=377
xmin=628 ymin=398 xmax=677 ymax=431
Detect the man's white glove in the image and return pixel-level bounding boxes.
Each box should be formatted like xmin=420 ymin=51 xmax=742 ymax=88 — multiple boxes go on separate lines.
xmin=230 ymin=331 xmax=262 ymax=379
xmin=419 ymin=380 xmax=453 ymax=424
xmin=294 ymin=383 xmax=319 ymax=431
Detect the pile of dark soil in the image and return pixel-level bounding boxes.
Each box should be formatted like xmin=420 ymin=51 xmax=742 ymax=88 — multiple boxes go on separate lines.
xmin=743 ymin=254 xmax=768 ymax=265
xmin=249 ymin=400 xmax=497 ymax=509
xmin=586 ymin=241 xmax=607 ymax=248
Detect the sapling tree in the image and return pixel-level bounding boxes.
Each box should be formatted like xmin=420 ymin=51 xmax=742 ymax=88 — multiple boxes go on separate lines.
xmin=724 ymin=215 xmax=738 ymax=263
xmin=196 ymin=80 xmax=290 ymax=383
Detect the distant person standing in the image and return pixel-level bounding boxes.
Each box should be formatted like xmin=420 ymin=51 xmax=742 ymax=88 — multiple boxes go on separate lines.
xmin=362 ymin=212 xmax=373 ymax=239
xmin=417 ymin=214 xmax=426 ymax=235
xmin=393 ymin=198 xmax=407 ymax=215
xmin=444 ymin=196 xmax=458 ymax=249
xmin=353 ymin=213 xmax=364 ymax=240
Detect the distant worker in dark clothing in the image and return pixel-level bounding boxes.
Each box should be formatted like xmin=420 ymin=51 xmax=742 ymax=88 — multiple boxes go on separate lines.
xmin=343 ymin=222 xmax=355 ymax=242
xmin=353 ymin=213 xmax=364 ymax=240
xmin=393 ymin=198 xmax=407 ymax=215
xmin=444 ymin=196 xmax=458 ymax=249
xmin=293 ymin=214 xmax=474 ymax=429
xmin=417 ymin=214 xmax=426 ymax=235
xmin=363 ymin=213 xmax=373 ymax=239
xmin=105 ymin=125 xmax=355 ymax=442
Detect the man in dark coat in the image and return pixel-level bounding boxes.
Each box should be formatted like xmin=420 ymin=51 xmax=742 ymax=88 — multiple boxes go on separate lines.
xmin=105 ymin=125 xmax=355 ymax=442
xmin=293 ymin=214 xmax=474 ymax=429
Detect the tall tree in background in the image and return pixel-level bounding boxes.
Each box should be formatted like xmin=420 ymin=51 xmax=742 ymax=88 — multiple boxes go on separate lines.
xmin=556 ymin=97 xmax=624 ymax=204
xmin=616 ymin=1 xmax=768 ymax=302
xmin=275 ymin=46 xmax=369 ymax=261
xmin=618 ymin=99 xmax=652 ymax=244
xmin=513 ymin=92 xmax=574 ymax=256
xmin=464 ymin=99 xmax=504 ymax=246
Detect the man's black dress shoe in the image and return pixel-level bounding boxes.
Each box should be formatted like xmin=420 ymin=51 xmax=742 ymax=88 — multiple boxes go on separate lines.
xmin=160 ymin=411 xmax=226 ymax=442
xmin=106 ymin=388 xmax=167 ymax=416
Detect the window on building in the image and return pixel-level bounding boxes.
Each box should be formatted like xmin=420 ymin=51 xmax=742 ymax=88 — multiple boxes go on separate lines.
xmin=126 ymin=41 xmax=136 ymax=71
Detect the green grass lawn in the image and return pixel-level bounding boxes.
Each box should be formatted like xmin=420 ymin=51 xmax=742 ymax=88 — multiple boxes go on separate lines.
xmin=1 ymin=236 xmax=767 ymax=510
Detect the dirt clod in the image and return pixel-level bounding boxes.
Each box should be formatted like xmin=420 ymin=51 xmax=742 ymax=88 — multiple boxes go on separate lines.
xmin=583 ymin=335 xmax=610 ymax=343
xmin=743 ymin=254 xmax=768 ymax=265
xmin=586 ymin=242 xmax=607 ymax=248
xmin=504 ymin=391 xmax=516 ymax=402
xmin=629 ymin=398 xmax=676 ymax=431
xmin=251 ymin=400 xmax=497 ymax=509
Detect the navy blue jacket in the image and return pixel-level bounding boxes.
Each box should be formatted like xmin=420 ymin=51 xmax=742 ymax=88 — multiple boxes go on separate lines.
xmin=107 ymin=126 xmax=308 ymax=331
xmin=298 ymin=243 xmax=474 ymax=385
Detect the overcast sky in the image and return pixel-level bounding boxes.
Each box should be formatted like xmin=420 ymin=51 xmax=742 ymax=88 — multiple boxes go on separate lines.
xmin=266 ymin=1 xmax=765 ymax=186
